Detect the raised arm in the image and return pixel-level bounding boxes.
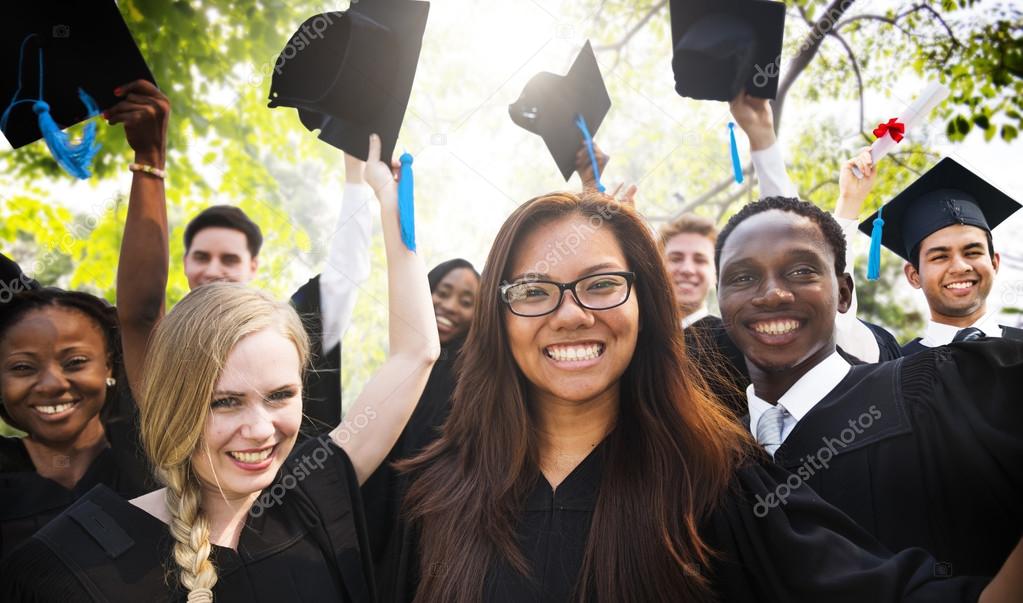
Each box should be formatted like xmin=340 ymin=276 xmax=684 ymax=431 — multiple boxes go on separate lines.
xmin=574 ymin=141 xmax=637 ymax=206
xmin=330 ymin=135 xmax=440 ymax=484
xmin=729 ymin=92 xmax=797 ymax=198
xmin=832 ymin=148 xmax=886 ymax=362
xmin=318 ymin=153 xmax=375 ymax=354
xmin=108 ymin=80 xmax=170 ymax=396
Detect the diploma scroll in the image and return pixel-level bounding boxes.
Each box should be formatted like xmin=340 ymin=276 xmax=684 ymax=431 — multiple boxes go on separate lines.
xmin=853 ymin=81 xmax=951 ymax=178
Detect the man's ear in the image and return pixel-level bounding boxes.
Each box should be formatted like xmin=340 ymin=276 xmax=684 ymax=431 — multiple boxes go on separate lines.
xmin=903 ymin=261 xmax=922 ymax=289
xmin=992 ymin=251 xmax=1001 ymax=274
xmin=250 ymin=256 xmax=260 ymax=276
xmin=837 ymin=273 xmax=854 ymax=314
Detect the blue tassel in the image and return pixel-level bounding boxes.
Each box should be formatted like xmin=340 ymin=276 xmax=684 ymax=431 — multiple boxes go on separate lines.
xmin=34 ymin=88 xmax=102 ymax=180
xmin=398 ymin=152 xmax=416 ymax=252
xmin=575 ymin=113 xmax=605 ymax=193
xmin=728 ymin=122 xmax=743 ymax=184
xmin=0 ymin=36 xmax=102 ymax=180
xmin=866 ymin=207 xmax=884 ymax=281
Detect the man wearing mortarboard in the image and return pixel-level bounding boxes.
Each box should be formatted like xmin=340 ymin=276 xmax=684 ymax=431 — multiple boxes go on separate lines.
xmin=857 ymin=157 xmax=1022 ymax=354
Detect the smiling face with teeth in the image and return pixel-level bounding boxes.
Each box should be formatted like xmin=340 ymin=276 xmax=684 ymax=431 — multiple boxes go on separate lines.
xmin=0 ymin=307 xmax=112 ymax=447
xmin=904 ymin=224 xmax=999 ymax=326
xmin=191 ymin=328 xmax=304 ymax=503
xmin=718 ymin=210 xmax=852 ymax=390
xmin=504 ymin=215 xmax=639 ymax=408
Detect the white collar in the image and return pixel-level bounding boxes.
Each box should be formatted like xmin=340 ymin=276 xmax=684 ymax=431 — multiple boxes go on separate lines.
xmin=681 ymin=306 xmax=710 ymax=329
xmin=746 ymin=351 xmax=852 ymax=434
xmin=919 ymin=311 xmax=1001 ymax=347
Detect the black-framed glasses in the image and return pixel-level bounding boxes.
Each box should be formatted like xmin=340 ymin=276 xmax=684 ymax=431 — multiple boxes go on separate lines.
xmin=500 ymin=271 xmax=636 ymax=317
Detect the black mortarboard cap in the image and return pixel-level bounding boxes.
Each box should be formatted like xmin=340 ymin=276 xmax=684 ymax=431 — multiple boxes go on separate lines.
xmin=1 ymin=252 xmax=40 ymax=292
xmin=669 ymin=0 xmax=785 ymax=101
xmin=509 ymin=41 xmax=612 ymax=181
xmin=1 ymin=1 xmax=155 ymax=149
xmin=858 ymin=157 xmax=1022 ymax=262
xmin=268 ymin=0 xmax=430 ymax=162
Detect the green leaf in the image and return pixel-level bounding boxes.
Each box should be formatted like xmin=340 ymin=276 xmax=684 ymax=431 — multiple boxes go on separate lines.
xmin=1002 ymin=125 xmax=1019 ymax=142
xmin=956 ymin=115 xmax=972 ymax=135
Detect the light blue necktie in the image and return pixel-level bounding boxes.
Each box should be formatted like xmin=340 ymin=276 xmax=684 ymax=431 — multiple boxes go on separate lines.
xmin=756 ymin=405 xmax=788 ymax=458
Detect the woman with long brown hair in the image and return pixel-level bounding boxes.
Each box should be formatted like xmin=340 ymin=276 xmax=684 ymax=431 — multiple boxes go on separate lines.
xmin=389 ymin=191 xmax=995 ymax=602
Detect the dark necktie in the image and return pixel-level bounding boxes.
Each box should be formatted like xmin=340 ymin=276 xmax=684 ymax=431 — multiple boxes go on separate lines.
xmin=952 ymin=327 xmax=985 ymax=343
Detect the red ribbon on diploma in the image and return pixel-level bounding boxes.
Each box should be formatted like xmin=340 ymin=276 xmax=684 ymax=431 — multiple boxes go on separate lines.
xmin=873 ymin=118 xmax=906 ymax=142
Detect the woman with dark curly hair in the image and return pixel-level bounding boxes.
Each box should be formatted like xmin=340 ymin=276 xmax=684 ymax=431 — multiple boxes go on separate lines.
xmin=0 ymin=287 xmax=153 ymax=558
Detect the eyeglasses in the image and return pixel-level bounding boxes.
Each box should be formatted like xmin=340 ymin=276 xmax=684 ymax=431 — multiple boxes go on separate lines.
xmin=500 ymin=271 xmax=636 ymax=317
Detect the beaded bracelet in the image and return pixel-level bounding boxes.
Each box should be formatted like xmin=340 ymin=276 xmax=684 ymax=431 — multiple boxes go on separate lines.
xmin=129 ymin=162 xmax=167 ymax=179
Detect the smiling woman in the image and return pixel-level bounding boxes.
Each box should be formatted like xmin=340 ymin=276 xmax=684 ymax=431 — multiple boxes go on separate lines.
xmin=383 ymin=191 xmax=996 ymax=603
xmin=0 ymin=134 xmax=440 ymax=602
xmin=0 ymin=288 xmax=152 ymax=558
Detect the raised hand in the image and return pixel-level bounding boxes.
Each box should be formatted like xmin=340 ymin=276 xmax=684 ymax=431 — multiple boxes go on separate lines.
xmin=836 ymin=147 xmax=877 ymax=219
xmin=575 ymin=140 xmax=609 ymax=191
xmin=104 ymin=79 xmax=169 ymax=168
xmin=364 ymin=134 xmax=401 ymax=209
xmin=729 ymin=91 xmax=775 ymax=151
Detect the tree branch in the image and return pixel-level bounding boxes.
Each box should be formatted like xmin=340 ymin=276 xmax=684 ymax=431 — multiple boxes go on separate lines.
xmin=773 ymin=0 xmax=859 ymax=128
xmin=593 ymin=1 xmax=668 ymax=53
xmin=828 ymin=30 xmax=865 ymax=135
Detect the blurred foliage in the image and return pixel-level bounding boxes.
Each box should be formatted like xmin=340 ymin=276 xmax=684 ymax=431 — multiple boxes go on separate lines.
xmin=2 ymin=0 xmax=1020 ymax=408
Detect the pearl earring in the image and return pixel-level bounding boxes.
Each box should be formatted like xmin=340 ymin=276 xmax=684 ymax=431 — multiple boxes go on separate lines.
xmin=105 ymin=377 xmax=117 ymax=387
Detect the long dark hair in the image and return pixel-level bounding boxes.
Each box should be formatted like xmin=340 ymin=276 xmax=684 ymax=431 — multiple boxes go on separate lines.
xmin=427 ymin=258 xmax=479 ymax=293
xmin=0 ymin=288 xmax=123 ymax=431
xmin=401 ymin=192 xmax=755 ymax=602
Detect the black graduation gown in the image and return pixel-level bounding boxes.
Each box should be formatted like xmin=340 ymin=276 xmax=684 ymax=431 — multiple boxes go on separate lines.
xmin=291 ymin=275 xmax=344 ymax=436
xmin=0 ymin=417 xmax=153 ymax=559
xmin=900 ymin=337 xmax=928 ymax=356
xmin=362 ymin=337 xmax=463 ymax=603
xmin=685 ymin=315 xmax=902 ymax=420
xmin=389 ymin=443 xmax=985 ymax=602
xmin=772 ymin=338 xmax=1023 ymax=577
xmin=684 ymin=315 xmax=750 ymax=418
xmin=0 ymin=435 xmax=375 ymax=602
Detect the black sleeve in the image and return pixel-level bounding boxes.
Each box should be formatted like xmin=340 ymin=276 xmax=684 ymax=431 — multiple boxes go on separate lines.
xmin=860 ymin=318 xmax=903 ymax=361
xmin=0 ymin=537 xmax=95 ymax=602
xmin=291 ymin=275 xmax=344 ymax=435
xmin=704 ymin=461 xmax=988 ymax=602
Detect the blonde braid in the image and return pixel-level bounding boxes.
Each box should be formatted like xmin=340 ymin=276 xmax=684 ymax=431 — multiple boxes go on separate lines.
xmin=164 ymin=468 xmax=218 ymax=601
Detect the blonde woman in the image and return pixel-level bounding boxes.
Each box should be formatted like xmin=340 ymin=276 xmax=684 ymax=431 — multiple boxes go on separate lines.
xmin=0 ymin=134 xmax=439 ymax=602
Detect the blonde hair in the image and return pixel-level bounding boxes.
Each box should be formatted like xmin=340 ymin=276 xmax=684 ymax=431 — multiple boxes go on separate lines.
xmin=138 ymin=284 xmax=309 ymax=601
xmin=657 ymin=213 xmax=718 ymax=251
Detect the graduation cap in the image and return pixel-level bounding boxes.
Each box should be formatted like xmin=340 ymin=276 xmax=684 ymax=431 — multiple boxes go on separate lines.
xmin=509 ymin=41 xmax=612 ymax=181
xmin=669 ymin=0 xmax=786 ymax=101
xmin=0 ymin=2 xmax=154 ymax=162
xmin=268 ymin=0 xmax=430 ymax=162
xmin=1 ymin=252 xmax=40 ymax=297
xmin=858 ymin=157 xmax=1022 ymax=276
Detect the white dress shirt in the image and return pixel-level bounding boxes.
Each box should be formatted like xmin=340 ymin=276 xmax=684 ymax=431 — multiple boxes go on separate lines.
xmin=746 ymin=350 xmax=852 ymax=445
xmin=318 ymin=183 xmax=375 ymax=353
xmin=751 ymin=143 xmax=882 ymax=363
xmin=918 ymin=311 xmax=1002 ymax=348
xmin=681 ymin=306 xmax=710 ymax=329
